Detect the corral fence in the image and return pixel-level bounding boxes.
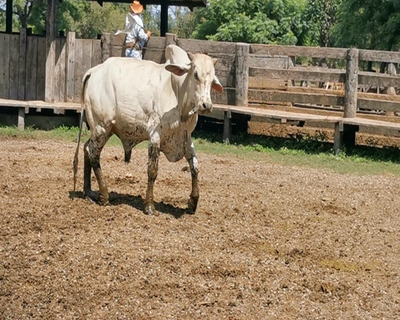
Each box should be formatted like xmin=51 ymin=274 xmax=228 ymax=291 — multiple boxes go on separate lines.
xmin=1 ymin=30 xmax=400 ymax=151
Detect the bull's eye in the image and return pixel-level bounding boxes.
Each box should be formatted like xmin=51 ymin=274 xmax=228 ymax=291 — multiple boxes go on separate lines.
xmin=194 ymin=71 xmax=199 ymax=80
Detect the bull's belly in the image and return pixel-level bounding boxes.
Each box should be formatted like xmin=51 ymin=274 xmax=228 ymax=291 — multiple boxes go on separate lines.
xmin=113 ymin=124 xmax=149 ymax=144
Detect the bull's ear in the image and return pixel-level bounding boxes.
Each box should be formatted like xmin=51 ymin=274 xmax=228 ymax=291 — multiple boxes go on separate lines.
xmin=212 ymin=75 xmax=223 ymax=93
xmin=165 ymin=63 xmax=190 ymax=77
xmin=187 ymin=52 xmax=196 ymax=61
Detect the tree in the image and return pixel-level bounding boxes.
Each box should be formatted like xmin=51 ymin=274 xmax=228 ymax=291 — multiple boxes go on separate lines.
xmin=334 ymin=0 xmax=400 ymax=50
xmin=192 ymin=0 xmax=307 ymax=45
xmin=303 ymin=0 xmax=342 ymax=47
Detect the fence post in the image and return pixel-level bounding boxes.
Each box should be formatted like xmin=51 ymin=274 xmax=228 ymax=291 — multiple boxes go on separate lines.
xmin=344 ymin=48 xmax=359 ymax=118
xmin=386 ymin=63 xmax=397 ymax=116
xmin=235 ymin=43 xmax=249 ymax=107
xmin=341 ymin=47 xmax=359 ymax=150
xmin=101 ymin=33 xmax=111 ymax=63
xmin=18 ymin=28 xmax=27 ymax=100
xmin=165 ymin=33 xmax=177 ymax=48
xmin=65 ymin=31 xmax=75 ymax=102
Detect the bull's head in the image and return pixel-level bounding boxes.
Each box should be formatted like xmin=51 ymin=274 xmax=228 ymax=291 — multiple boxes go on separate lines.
xmin=165 ymin=52 xmax=223 ymax=119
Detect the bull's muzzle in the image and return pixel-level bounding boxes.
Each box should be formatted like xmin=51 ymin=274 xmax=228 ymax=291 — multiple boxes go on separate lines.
xmin=188 ymin=101 xmax=213 ymax=116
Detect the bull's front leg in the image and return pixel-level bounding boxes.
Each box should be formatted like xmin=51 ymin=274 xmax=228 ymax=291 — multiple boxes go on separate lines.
xmin=185 ymin=139 xmax=199 ymax=213
xmin=145 ymin=137 xmax=160 ymax=215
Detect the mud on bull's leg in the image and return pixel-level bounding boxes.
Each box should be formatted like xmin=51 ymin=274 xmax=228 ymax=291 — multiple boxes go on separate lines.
xmin=186 ymin=141 xmax=199 ymax=213
xmin=84 ymin=138 xmax=109 ymax=205
xmin=145 ymin=142 xmax=160 ymax=215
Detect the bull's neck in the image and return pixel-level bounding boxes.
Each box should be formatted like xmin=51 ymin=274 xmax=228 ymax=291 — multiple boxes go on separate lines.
xmin=171 ymin=73 xmax=195 ymax=123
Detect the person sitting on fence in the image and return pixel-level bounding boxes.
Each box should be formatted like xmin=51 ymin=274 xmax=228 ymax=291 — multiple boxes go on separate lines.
xmin=123 ymin=1 xmax=151 ymax=59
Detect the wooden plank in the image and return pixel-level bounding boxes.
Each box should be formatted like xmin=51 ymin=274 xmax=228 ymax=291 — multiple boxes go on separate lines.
xmin=358 ymin=92 xmax=400 ymax=103
xmin=146 ymin=36 xmax=167 ymax=50
xmin=249 ymin=78 xmax=287 ymax=90
xmin=92 ymin=39 xmax=102 ymax=67
xmin=248 ymin=89 xmax=345 ymax=107
xmin=248 ymin=55 xmax=288 ymax=69
xmin=250 ymin=67 xmax=346 ymax=83
xmin=25 ymin=36 xmax=38 ymax=100
xmin=0 ymin=34 xmax=10 ymax=99
xmin=55 ymin=37 xmax=66 ymax=102
xmin=110 ymin=33 xmax=126 ymax=46
xmin=65 ymin=32 xmax=76 ymax=102
xmin=359 ymin=71 xmax=400 ymax=88
xmin=110 ymin=46 xmax=125 ymax=57
xmin=9 ymin=34 xmax=19 ymax=100
xmin=359 ymin=49 xmax=400 ymax=64
xmin=143 ymin=48 xmax=164 ymax=64
xmin=211 ymin=88 xmax=236 ymax=105
xmin=73 ymin=39 xmax=83 ymax=102
xmin=37 ymin=37 xmax=46 ymax=101
xmin=18 ymin=107 xmax=25 ymax=130
xmin=357 ymin=98 xmax=400 ymax=113
xmin=18 ymin=29 xmax=27 ymax=100
xmin=45 ymin=0 xmax=56 ymax=102
xmin=177 ymin=38 xmax=237 ymax=55
xmin=250 ymin=44 xmax=348 ymax=60
xmin=81 ymin=39 xmax=93 ymax=72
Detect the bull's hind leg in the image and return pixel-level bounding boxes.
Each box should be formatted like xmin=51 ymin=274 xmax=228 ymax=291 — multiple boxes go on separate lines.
xmin=185 ymin=139 xmax=199 ymax=213
xmin=83 ymin=134 xmax=110 ymax=205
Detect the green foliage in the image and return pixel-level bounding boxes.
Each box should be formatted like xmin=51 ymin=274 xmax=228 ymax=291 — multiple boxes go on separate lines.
xmin=303 ymin=0 xmax=342 ymax=47
xmin=334 ymin=0 xmax=400 ymax=50
xmin=192 ymin=0 xmax=307 ymax=45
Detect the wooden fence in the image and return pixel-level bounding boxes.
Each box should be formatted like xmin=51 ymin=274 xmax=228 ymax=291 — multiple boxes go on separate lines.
xmin=1 ymin=30 xmax=400 ymax=149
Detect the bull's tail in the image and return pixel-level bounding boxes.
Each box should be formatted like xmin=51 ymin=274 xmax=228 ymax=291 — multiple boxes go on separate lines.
xmin=73 ymin=70 xmax=91 ymax=193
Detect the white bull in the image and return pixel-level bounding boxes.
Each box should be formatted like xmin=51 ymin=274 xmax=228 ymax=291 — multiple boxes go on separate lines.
xmin=73 ymin=47 xmax=223 ymax=215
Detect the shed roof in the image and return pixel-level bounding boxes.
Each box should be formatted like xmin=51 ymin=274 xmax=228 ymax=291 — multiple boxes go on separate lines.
xmin=95 ymin=0 xmax=207 ymax=10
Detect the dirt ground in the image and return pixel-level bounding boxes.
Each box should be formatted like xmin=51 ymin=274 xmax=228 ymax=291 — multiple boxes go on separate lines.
xmin=1 ymin=135 xmax=400 ymax=319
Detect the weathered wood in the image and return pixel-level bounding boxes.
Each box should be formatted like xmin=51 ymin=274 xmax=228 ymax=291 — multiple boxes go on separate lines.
xmin=248 ymin=89 xmax=345 ymax=107
xmin=146 ymin=36 xmax=166 ymax=50
xmin=54 ymin=38 xmax=66 ymax=102
xmin=248 ymin=78 xmax=287 ymax=90
xmin=359 ymin=50 xmax=400 ymax=64
xmin=0 ymin=34 xmax=10 ymax=99
xmin=18 ymin=28 xmax=27 ymax=100
xmin=45 ymin=0 xmax=56 ymax=102
xmin=223 ymin=110 xmax=232 ymax=143
xmin=9 ymin=34 xmax=19 ymax=100
xmin=25 ymin=36 xmax=38 ymax=100
xmin=235 ymin=43 xmax=249 ymax=107
xmin=385 ymin=63 xmax=397 ymax=116
xmin=110 ymin=33 xmax=126 ymax=46
xmin=333 ymin=122 xmax=343 ymax=155
xmin=92 ymin=39 xmax=102 ymax=67
xmin=165 ymin=33 xmax=177 ymax=47
xmin=358 ymin=71 xmax=400 ymax=88
xmin=37 ymin=37 xmax=46 ymax=101
xmin=17 ymin=107 xmax=25 ymax=130
xmin=250 ymin=44 xmax=348 ymax=60
xmin=211 ymin=88 xmax=236 ymax=105
xmin=357 ymin=98 xmax=400 ymax=112
xmin=177 ymin=38 xmax=237 ymax=55
xmin=101 ymin=33 xmax=111 ymax=63
xmin=250 ymin=67 xmax=346 ymax=84
xmin=73 ymin=39 xmax=83 ymax=102
xmin=248 ymin=55 xmax=289 ymax=69
xmin=65 ymin=32 xmax=76 ymax=102
xmin=344 ymin=48 xmax=359 ymax=118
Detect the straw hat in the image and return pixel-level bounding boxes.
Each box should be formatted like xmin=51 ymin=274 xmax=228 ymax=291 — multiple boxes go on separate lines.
xmin=130 ymin=1 xmax=144 ymax=14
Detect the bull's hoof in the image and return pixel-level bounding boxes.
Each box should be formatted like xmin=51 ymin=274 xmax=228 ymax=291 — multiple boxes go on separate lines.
xmin=187 ymin=197 xmax=198 ymax=214
xmin=144 ymin=204 xmax=158 ymax=216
